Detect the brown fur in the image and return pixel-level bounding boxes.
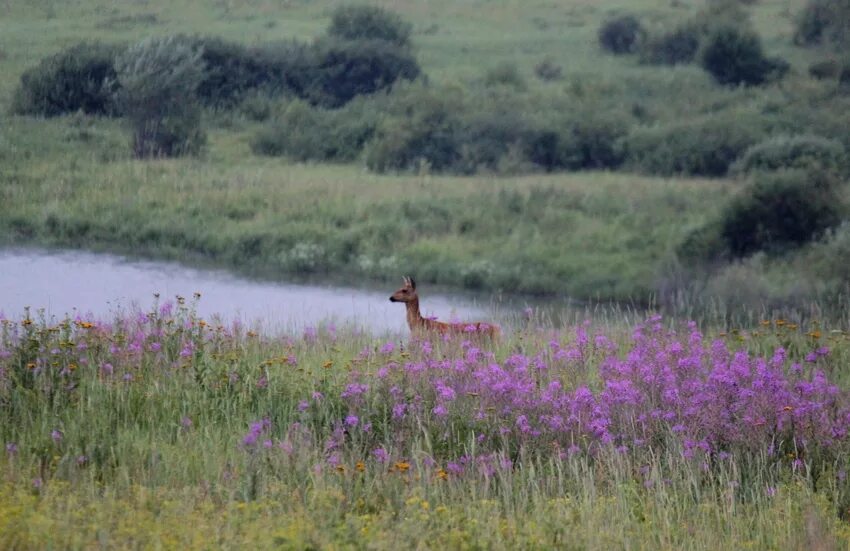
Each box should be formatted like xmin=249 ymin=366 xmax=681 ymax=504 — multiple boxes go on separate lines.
xmin=389 ymin=276 xmax=499 ymax=338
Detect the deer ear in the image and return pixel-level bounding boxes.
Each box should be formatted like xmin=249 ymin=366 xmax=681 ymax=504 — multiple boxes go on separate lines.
xmin=409 ymin=277 xmax=416 ymax=290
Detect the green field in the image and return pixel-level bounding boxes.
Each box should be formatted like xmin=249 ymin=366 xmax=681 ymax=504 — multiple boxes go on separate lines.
xmin=2 ymin=0 xmax=848 ymax=311
xmin=0 ymin=113 xmax=730 ymax=301
xmin=2 ymin=302 xmax=850 ymax=549
xmin=3 ymin=1 xmax=850 ymax=548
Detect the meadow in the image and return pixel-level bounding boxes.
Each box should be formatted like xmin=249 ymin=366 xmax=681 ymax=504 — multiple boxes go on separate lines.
xmin=2 ymin=1 xmax=850 ymax=546
xmin=2 ymin=301 xmax=850 ymax=549
xmin=1 ymin=0 xmax=849 ymax=309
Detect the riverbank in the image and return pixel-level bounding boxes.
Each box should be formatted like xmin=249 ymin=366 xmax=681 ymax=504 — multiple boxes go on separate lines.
xmin=0 ymin=116 xmax=726 ymax=302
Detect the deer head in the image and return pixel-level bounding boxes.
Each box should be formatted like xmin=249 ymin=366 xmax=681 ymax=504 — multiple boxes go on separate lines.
xmin=389 ymin=276 xmax=417 ymax=303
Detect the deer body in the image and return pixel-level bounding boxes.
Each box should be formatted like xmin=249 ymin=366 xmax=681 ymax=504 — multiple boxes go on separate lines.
xmin=389 ymin=276 xmax=499 ymax=338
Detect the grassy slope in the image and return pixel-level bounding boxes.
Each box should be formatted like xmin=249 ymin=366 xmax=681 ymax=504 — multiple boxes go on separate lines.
xmin=0 ymin=0 xmax=827 ymax=303
xmin=0 ymin=114 xmax=728 ymax=299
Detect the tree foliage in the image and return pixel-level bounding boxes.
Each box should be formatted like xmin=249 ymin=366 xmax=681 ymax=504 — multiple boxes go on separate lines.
xmin=115 ymin=36 xmax=206 ymax=158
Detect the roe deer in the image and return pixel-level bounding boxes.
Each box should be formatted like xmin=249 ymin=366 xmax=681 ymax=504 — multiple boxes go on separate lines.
xmin=389 ymin=276 xmax=499 ymax=338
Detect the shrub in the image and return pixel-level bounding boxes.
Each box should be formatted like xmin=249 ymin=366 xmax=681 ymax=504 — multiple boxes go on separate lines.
xmin=11 ymin=42 xmax=121 ymax=116
xmin=719 ymin=170 xmax=844 ymax=256
xmin=189 ymin=37 xmax=310 ymax=106
xmin=305 ymin=38 xmax=421 ymax=108
xmin=598 ymin=15 xmax=646 ymax=54
xmin=732 ymin=135 xmax=846 ymax=174
xmin=558 ymin=116 xmax=629 ymax=170
xmin=250 ymin=99 xmax=376 ymax=161
xmin=640 ymin=23 xmax=702 ymax=65
xmin=525 ymin=116 xmax=628 ymax=172
xmin=677 ymin=222 xmax=727 ymax=263
xmin=624 ymin=115 xmax=764 ymax=177
xmin=238 ymin=93 xmax=275 ymax=122
xmin=809 ymin=59 xmax=841 ymax=79
xmin=115 ymin=36 xmax=206 ymax=158
xmin=843 ymin=65 xmax=850 ymax=85
xmin=700 ymin=24 xmax=788 ymax=86
xmin=801 ymin=222 xmax=850 ymax=288
xmin=365 ymin=86 xmax=463 ymax=173
xmin=795 ymin=0 xmax=850 ymax=48
xmin=327 ymin=4 xmax=412 ymax=48
xmin=455 ymin=112 xmax=533 ymax=174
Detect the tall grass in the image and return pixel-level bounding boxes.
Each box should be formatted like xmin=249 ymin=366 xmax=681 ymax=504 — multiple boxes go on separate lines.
xmin=2 ymin=0 xmax=848 ymax=310
xmin=2 ymin=301 xmax=849 ymax=548
xmin=0 ymin=114 xmax=729 ymax=301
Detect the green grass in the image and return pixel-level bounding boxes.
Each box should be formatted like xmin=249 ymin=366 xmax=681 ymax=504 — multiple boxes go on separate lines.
xmin=0 ymin=113 xmax=728 ymax=300
xmin=0 ymin=0 xmax=847 ymax=305
xmin=2 ymin=304 xmax=850 ymax=549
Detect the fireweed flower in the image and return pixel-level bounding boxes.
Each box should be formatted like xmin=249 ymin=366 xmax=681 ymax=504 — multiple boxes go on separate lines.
xmin=242 ymin=418 xmax=271 ymax=448
xmin=373 ymin=448 xmax=389 ymax=464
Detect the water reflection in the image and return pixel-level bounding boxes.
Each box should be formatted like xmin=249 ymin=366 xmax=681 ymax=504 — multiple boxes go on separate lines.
xmin=0 ymin=248 xmax=495 ymax=334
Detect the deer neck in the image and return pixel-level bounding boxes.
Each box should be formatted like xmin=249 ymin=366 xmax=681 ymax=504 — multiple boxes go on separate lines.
xmin=405 ymin=298 xmax=424 ymax=331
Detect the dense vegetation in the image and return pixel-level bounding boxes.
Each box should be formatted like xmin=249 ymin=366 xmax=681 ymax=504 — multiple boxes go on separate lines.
xmin=1 ymin=0 xmax=849 ymax=307
xmin=3 ymin=1 xmax=850 ymax=547
xmin=2 ymin=303 xmax=850 ymax=548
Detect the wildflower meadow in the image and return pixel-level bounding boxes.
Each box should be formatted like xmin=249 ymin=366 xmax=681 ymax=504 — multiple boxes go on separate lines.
xmin=2 ymin=299 xmax=850 ymax=549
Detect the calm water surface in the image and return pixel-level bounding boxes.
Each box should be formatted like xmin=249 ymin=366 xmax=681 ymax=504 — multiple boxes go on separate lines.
xmin=0 ymin=248 xmax=503 ymax=334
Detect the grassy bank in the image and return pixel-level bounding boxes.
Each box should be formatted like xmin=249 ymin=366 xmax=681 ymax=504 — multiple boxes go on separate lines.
xmin=0 ymin=115 xmax=728 ymax=300
xmin=1 ymin=0 xmax=847 ymax=306
xmin=2 ymin=303 xmax=850 ymax=548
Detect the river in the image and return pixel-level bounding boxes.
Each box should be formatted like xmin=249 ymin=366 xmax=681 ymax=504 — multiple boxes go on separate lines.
xmin=0 ymin=248 xmax=513 ymax=334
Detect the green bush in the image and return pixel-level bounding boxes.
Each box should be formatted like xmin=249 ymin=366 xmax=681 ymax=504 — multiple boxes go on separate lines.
xmin=624 ymin=115 xmax=764 ymax=176
xmin=700 ymin=24 xmax=788 ymax=86
xmin=732 ymin=135 xmax=846 ymax=174
xmin=795 ymin=0 xmax=850 ymax=47
xmin=719 ymin=170 xmax=844 ymax=256
xmin=640 ymin=23 xmax=702 ymax=65
xmin=327 ymin=4 xmax=412 ymax=48
xmin=677 ymin=222 xmax=727 ymax=263
xmin=456 ymin=112 xmax=534 ymax=174
xmin=801 ymin=222 xmax=850 ymax=288
xmin=115 ymin=36 xmax=206 ymax=158
xmin=364 ymin=86 xmax=629 ymax=174
xmin=364 ymin=86 xmax=463 ymax=173
xmin=598 ymin=15 xmax=646 ymax=55
xmin=189 ymin=37 xmax=311 ymax=106
xmin=250 ymin=99 xmax=376 ymax=161
xmin=558 ymin=116 xmax=629 ymax=170
xmin=809 ymin=59 xmax=841 ymax=79
xmin=524 ymin=116 xmax=628 ymax=172
xmin=305 ymin=38 xmax=421 ymax=108
xmin=11 ymin=42 xmax=122 ymax=116
xmin=237 ymin=93 xmax=276 ymax=122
